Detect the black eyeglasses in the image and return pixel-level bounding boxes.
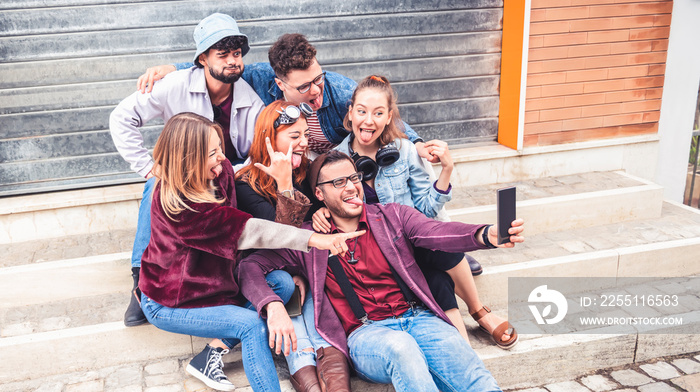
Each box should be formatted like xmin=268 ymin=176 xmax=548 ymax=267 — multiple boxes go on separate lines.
xmin=317 ymin=172 xmax=364 ymax=188
xmin=273 ymin=102 xmax=313 ymax=128
xmin=279 ymin=72 xmax=326 ymax=94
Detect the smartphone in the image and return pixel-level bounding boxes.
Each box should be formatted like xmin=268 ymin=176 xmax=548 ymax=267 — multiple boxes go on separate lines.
xmin=497 ymin=187 xmax=516 ymax=245
xmin=285 ymin=285 xmax=302 ymax=317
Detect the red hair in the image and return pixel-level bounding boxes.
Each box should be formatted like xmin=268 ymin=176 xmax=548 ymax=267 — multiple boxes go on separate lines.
xmin=236 ymin=100 xmax=309 ymax=203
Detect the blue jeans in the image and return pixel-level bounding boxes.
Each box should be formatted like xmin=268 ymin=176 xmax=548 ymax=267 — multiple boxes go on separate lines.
xmin=347 ymin=307 xmax=501 ymax=392
xmin=131 ymin=177 xmax=155 ymax=268
xmin=286 ymin=291 xmax=332 ymax=374
xmin=140 ymin=270 xmax=294 ymax=392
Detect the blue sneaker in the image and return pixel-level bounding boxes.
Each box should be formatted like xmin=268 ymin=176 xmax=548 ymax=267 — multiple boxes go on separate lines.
xmin=186 ymin=344 xmax=235 ymax=391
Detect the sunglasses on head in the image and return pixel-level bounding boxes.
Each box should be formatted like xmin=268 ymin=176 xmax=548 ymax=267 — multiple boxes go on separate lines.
xmin=274 ymin=102 xmax=313 ymax=129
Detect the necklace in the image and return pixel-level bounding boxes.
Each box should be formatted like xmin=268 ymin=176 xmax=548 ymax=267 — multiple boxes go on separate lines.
xmin=347 ymin=238 xmax=360 ymax=264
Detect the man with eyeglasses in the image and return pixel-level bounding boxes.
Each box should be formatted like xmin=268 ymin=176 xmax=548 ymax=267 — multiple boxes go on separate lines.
xmin=238 ymin=151 xmax=525 ymax=392
xmin=109 ymin=13 xmax=265 ymax=331
xmin=137 ymin=33 xmax=426 ymax=157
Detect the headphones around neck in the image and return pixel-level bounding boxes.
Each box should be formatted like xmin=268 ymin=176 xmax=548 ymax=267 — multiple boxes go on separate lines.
xmin=348 ymin=133 xmax=400 ymax=181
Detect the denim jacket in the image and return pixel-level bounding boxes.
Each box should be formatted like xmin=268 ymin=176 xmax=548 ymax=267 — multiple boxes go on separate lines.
xmin=335 ymin=137 xmax=451 ymax=218
xmin=175 ymin=62 xmax=420 ymax=144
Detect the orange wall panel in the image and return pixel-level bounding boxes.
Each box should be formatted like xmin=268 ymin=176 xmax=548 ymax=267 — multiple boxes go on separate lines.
xmin=522 ymin=0 xmax=672 ymax=147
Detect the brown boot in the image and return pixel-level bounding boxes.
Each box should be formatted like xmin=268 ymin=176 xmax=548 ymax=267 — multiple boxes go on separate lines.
xmin=315 ymin=346 xmax=350 ymax=392
xmin=290 ymin=365 xmax=322 ymax=392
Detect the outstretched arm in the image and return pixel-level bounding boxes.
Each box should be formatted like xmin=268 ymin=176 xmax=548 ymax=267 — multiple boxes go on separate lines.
xmin=390 ymin=204 xmax=525 ymax=253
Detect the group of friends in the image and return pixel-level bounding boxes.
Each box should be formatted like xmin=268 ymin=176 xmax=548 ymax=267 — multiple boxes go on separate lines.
xmin=109 ymin=12 xmax=525 ymax=392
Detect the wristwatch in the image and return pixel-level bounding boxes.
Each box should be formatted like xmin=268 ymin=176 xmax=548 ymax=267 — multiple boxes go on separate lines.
xmin=482 ymin=225 xmax=497 ymax=249
xmin=281 ymin=189 xmax=294 ymax=200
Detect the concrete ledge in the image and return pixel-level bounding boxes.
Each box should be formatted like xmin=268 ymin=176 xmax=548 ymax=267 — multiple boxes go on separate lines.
xmin=447 ymin=134 xmax=659 ymax=187
xmin=449 ymin=183 xmax=664 ymax=235
xmin=484 ymin=334 xmax=637 ymax=389
xmin=0 ymin=188 xmax=141 ymax=244
xmin=636 ymin=333 xmax=700 ymax=362
xmin=0 ymin=253 xmax=130 ymax=308
xmin=0 ymin=183 xmax=143 ymax=215
xmin=474 ymin=251 xmax=621 ymax=308
xmin=617 ymin=237 xmax=700 ymax=277
xmin=0 ymin=322 xmax=194 ymax=384
xmin=473 ymin=237 xmax=700 ymax=308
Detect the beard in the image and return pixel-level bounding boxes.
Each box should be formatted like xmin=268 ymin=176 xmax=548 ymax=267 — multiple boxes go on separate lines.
xmin=209 ymin=64 xmax=243 ymax=84
xmin=321 ymin=192 xmax=363 ymax=220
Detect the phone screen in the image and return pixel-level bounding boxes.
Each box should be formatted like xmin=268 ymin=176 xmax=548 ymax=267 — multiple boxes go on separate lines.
xmin=497 ymin=187 xmax=516 ymax=245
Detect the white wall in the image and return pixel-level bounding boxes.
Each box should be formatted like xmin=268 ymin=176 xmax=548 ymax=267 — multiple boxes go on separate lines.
xmin=655 ymin=0 xmax=700 ymax=202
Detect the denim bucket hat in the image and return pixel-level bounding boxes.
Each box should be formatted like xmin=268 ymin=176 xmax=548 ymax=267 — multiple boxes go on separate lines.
xmin=193 ymin=13 xmax=249 ymax=63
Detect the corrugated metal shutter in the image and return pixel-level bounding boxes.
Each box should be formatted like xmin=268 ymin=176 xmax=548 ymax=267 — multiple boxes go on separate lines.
xmin=0 ymin=0 xmax=503 ymax=196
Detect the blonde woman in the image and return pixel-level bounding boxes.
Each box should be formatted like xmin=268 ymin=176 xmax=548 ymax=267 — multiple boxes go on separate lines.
xmin=314 ymin=76 xmax=517 ymax=349
xmin=139 ymin=112 xmax=363 ymax=392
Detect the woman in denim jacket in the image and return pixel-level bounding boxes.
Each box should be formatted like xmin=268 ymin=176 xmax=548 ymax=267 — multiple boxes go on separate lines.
xmin=314 ymin=75 xmax=518 ymax=350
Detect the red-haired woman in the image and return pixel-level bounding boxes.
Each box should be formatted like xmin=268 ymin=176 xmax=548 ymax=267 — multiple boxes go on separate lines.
xmin=236 ymin=100 xmax=351 ymax=392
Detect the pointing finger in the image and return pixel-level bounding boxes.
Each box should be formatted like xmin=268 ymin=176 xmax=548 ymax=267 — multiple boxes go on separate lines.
xmin=344 ymin=230 xmax=366 ymax=240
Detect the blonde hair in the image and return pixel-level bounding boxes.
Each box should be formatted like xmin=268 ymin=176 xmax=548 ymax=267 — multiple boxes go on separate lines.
xmin=343 ymin=74 xmax=406 ymax=146
xmin=152 ymin=112 xmax=226 ymax=221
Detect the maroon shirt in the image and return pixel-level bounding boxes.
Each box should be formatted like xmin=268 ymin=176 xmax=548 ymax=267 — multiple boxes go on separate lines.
xmin=140 ymin=160 xmax=252 ymax=308
xmin=324 ymin=209 xmax=410 ymax=335
xmin=213 ymin=89 xmax=238 ymax=162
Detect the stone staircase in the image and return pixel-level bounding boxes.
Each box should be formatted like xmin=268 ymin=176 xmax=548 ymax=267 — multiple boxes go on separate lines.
xmin=2 ymin=162 xmax=700 ymax=391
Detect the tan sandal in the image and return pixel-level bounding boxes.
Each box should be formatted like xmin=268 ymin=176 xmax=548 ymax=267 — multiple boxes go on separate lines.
xmin=470 ymin=305 xmax=518 ymax=350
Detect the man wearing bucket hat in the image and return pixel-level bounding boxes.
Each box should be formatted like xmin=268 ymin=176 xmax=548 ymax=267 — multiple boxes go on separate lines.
xmin=110 ymin=8 xmax=266 ymax=364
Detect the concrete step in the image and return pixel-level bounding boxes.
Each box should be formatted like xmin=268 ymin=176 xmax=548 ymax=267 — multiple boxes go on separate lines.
xmin=1 ymin=201 xmax=698 ymax=384
xmin=3 ymin=199 xmax=697 ymax=338
xmin=1 ymin=170 xmax=697 ymax=389
xmin=469 ymin=200 xmax=700 ymax=308
xmin=2 ymin=317 xmax=698 ymax=391
xmin=0 ymin=183 xmax=141 ymax=244
xmin=448 ymin=170 xmax=664 ymax=236
xmin=0 ymin=253 xmax=131 ymax=337
xmin=0 ymin=229 xmax=134 ymax=268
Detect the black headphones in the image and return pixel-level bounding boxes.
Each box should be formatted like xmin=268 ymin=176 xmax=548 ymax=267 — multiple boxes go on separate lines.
xmin=347 ymin=133 xmax=400 ymax=181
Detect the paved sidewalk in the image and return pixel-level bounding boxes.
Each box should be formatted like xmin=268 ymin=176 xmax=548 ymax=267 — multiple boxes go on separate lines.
xmin=507 ymin=351 xmax=700 ymax=392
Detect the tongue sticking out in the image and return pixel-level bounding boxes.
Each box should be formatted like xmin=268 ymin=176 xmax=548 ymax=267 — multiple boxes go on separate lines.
xmin=292 ymin=153 xmax=302 ymax=168
xmin=310 ymin=97 xmax=321 ymax=110
xmin=358 ymin=130 xmax=374 ymax=143
xmin=211 ymin=164 xmax=222 ymax=178
xmin=345 ymin=196 xmax=363 ymax=206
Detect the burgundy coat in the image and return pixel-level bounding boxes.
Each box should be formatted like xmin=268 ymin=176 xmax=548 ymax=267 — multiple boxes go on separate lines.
xmin=238 ymin=202 xmax=488 ymax=358
xmin=140 ymin=160 xmax=253 ymax=308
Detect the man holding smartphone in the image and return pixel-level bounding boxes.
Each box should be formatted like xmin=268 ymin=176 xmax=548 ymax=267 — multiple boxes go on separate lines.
xmin=239 ymin=151 xmax=525 ymax=392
